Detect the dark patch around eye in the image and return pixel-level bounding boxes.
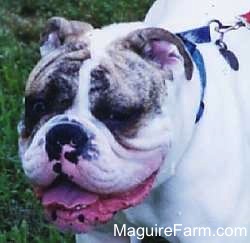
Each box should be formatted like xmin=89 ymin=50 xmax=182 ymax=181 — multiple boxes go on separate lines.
xmin=23 ymin=41 xmax=90 ymax=138
xmin=24 ymin=96 xmax=50 ymax=136
xmin=88 ymin=61 xmax=163 ymax=137
xmin=89 ymin=67 xmax=143 ymax=135
xmin=93 ymin=101 xmax=143 ymax=122
xmin=24 ymin=77 xmax=77 ymax=136
xmin=92 ymin=97 xmax=144 ymax=136
xmin=46 ymin=76 xmax=76 ymax=108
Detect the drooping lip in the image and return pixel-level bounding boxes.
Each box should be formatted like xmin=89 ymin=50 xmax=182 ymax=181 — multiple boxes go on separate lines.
xmin=25 ymin=115 xmax=165 ymax=233
xmin=35 ymin=171 xmax=158 ymax=233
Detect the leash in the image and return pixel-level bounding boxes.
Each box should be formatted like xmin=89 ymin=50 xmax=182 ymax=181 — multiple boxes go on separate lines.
xmin=238 ymin=11 xmax=250 ymax=29
xmin=176 ymin=10 xmax=250 ymax=123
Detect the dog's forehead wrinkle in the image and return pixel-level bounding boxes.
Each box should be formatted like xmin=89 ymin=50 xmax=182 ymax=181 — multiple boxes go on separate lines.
xmin=26 ymin=44 xmax=89 ymax=96
xmin=26 ymin=48 xmax=65 ymax=92
xmin=45 ymin=69 xmax=78 ymax=99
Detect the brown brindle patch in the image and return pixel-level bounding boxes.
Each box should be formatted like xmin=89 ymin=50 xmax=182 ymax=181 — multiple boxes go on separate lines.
xmin=25 ymin=43 xmax=89 ymax=96
xmin=88 ymin=28 xmax=193 ymax=136
xmin=23 ymin=24 xmax=193 ymax=138
xmin=24 ymin=43 xmax=90 ymax=135
xmin=89 ymin=41 xmax=168 ymax=136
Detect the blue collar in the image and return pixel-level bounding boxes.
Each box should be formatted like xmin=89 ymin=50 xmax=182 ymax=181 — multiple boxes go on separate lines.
xmin=177 ymin=26 xmax=211 ymax=123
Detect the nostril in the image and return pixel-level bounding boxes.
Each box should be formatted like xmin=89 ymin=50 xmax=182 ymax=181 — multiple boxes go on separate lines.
xmin=45 ymin=123 xmax=89 ymax=162
xmin=51 ymin=211 xmax=57 ymax=221
xmin=64 ymin=151 xmax=78 ymax=164
xmin=78 ymin=214 xmax=85 ymax=223
xmin=53 ymin=163 xmax=62 ymax=174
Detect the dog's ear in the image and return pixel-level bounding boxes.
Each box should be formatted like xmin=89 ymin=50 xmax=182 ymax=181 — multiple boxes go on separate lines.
xmin=40 ymin=17 xmax=93 ymax=57
xmin=125 ymin=28 xmax=193 ymax=80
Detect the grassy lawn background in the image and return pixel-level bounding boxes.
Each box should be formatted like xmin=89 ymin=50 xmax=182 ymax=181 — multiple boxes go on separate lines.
xmin=0 ymin=0 xmax=169 ymax=242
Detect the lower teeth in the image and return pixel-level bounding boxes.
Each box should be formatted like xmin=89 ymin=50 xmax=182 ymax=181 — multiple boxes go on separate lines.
xmin=76 ymin=205 xmax=86 ymax=210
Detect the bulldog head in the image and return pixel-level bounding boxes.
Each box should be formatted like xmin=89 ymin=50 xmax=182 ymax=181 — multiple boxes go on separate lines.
xmin=18 ymin=17 xmax=201 ymax=233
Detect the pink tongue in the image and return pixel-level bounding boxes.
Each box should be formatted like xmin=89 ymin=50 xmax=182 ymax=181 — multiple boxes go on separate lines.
xmin=42 ymin=181 xmax=98 ymax=208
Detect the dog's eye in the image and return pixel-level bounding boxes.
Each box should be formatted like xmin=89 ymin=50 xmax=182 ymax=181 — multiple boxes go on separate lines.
xmin=32 ymin=100 xmax=46 ymax=114
xmin=24 ymin=98 xmax=50 ymax=135
xmin=25 ymin=98 xmax=48 ymax=117
xmin=92 ymin=102 xmax=143 ymax=134
xmin=93 ymin=104 xmax=137 ymax=122
xmin=109 ymin=110 xmax=136 ymax=122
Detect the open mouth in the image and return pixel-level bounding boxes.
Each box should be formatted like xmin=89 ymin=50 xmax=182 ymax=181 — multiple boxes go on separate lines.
xmin=35 ymin=171 xmax=158 ymax=233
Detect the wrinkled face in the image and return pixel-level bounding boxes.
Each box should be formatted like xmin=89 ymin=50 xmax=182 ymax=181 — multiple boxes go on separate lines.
xmin=18 ymin=17 xmax=198 ymax=233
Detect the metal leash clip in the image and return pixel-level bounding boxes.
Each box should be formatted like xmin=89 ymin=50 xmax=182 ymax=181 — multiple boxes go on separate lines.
xmin=208 ymin=19 xmax=245 ymax=71
xmin=209 ymin=19 xmax=245 ymax=42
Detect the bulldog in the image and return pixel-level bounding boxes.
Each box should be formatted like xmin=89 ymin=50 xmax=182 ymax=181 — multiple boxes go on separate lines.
xmin=18 ymin=0 xmax=250 ymax=242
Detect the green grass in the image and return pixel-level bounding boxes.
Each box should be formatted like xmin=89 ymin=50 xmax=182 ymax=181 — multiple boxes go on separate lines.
xmin=0 ymin=0 xmax=169 ymax=242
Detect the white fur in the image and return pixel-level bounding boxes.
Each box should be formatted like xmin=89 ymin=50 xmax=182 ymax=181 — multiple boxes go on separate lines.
xmin=145 ymin=0 xmax=249 ymax=31
xmin=77 ymin=0 xmax=250 ymax=242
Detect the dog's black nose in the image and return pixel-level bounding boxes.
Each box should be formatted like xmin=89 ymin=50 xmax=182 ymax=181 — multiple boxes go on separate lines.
xmin=45 ymin=123 xmax=88 ymax=162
